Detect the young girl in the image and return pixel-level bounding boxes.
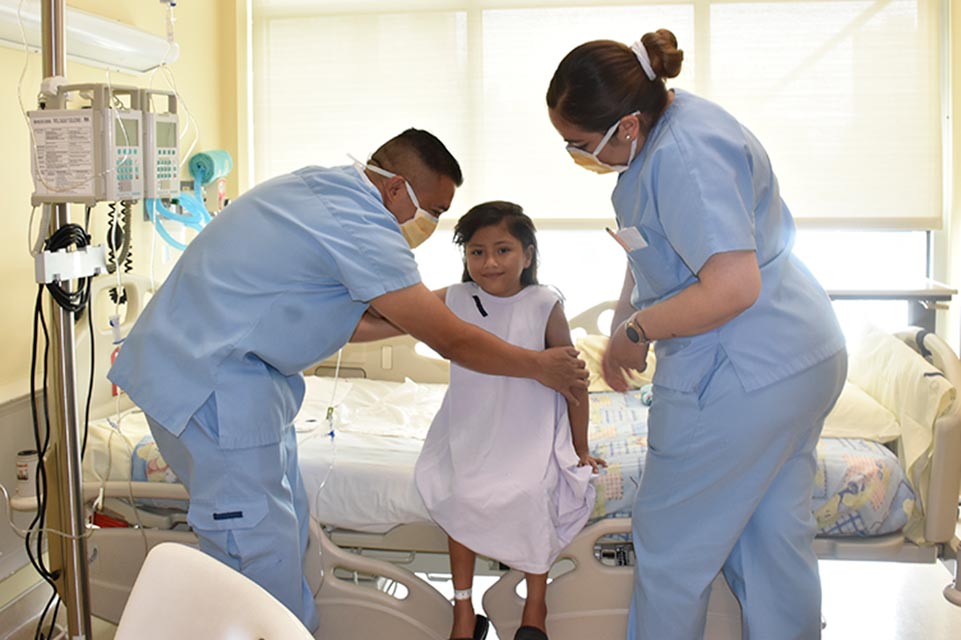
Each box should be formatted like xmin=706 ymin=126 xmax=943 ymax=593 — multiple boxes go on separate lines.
xmin=355 ymin=201 xmax=604 ymax=640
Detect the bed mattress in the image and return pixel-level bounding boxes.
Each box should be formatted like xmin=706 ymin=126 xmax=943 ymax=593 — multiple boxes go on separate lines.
xmin=84 ymin=376 xmax=915 ymax=537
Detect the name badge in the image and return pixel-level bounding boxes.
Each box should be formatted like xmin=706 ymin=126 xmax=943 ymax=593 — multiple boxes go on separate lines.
xmin=606 ymin=226 xmax=648 ymax=252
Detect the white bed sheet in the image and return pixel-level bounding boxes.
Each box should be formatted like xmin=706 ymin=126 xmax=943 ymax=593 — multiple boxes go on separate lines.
xmin=84 ymin=377 xmax=444 ymax=534
xmin=295 ymin=376 xmax=443 ymax=532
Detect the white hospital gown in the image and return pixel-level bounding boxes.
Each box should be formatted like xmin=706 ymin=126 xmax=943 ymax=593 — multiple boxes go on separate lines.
xmin=414 ymin=283 xmax=595 ymax=574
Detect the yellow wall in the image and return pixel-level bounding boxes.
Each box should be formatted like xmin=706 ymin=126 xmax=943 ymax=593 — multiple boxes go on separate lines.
xmin=0 ymin=0 xmax=238 ymax=402
xmin=939 ymin=7 xmax=961 ymax=349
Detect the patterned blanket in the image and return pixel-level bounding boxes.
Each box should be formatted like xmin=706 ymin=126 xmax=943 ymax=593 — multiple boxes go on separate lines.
xmin=587 ymin=389 xmax=915 ymax=537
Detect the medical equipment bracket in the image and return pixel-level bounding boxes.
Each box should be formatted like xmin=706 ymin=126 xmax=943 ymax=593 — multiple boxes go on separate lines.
xmin=34 ymin=244 xmax=107 ymax=284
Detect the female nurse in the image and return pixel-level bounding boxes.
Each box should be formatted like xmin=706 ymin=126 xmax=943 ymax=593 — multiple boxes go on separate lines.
xmin=547 ymin=29 xmax=846 ymax=639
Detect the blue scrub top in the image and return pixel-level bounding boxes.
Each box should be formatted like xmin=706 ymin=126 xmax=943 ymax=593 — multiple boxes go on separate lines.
xmin=109 ymin=165 xmax=421 ymax=447
xmin=613 ymin=89 xmax=845 ymax=393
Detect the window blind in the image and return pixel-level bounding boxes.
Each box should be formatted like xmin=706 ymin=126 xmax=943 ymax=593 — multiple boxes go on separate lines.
xmin=252 ymin=0 xmax=945 ymax=229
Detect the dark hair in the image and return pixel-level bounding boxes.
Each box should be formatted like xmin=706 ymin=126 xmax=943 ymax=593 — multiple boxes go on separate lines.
xmin=371 ymin=128 xmax=464 ymax=187
xmin=546 ymin=29 xmax=683 ymax=134
xmin=453 ymin=201 xmax=538 ymax=286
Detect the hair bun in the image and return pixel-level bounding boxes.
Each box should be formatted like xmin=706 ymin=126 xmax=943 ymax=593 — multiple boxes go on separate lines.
xmin=641 ymin=29 xmax=684 ymax=79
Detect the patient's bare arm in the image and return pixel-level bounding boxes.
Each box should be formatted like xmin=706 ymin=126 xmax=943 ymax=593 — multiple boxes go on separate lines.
xmin=545 ymin=302 xmax=606 ymax=472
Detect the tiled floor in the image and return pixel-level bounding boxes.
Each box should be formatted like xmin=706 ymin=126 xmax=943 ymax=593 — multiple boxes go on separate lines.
xmin=820 ymin=558 xmax=961 ymax=640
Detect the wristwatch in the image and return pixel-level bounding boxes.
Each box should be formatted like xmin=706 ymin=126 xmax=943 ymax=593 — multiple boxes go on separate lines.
xmin=625 ymin=316 xmax=649 ymax=344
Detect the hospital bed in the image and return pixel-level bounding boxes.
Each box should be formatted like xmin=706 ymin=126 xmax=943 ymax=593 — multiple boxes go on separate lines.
xmin=74 ymin=278 xmax=961 ymax=639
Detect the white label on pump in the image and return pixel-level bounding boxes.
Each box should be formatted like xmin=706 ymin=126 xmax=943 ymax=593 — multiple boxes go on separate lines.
xmin=30 ymin=111 xmax=96 ymax=197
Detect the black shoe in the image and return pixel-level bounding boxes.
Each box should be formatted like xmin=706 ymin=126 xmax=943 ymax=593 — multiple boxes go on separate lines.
xmin=514 ymin=626 xmax=548 ymax=640
xmin=451 ymin=614 xmax=489 ymax=640
xmin=473 ymin=614 xmax=490 ymax=640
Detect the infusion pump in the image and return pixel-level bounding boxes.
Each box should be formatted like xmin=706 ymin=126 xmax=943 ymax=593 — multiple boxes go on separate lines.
xmin=29 ymin=83 xmax=144 ymax=205
xmin=141 ymin=89 xmax=179 ymax=199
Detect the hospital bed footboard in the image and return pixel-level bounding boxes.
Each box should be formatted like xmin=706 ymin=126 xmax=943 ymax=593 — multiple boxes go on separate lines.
xmin=483 ymin=518 xmax=743 ymax=640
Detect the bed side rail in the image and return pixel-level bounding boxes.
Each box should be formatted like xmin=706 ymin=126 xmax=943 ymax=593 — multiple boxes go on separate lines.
xmin=83 ymin=480 xmax=189 ymax=503
xmin=895 ymin=329 xmax=961 ymax=543
xmin=926 ymin=411 xmax=961 ymax=542
xmin=309 ymin=520 xmax=453 ymax=640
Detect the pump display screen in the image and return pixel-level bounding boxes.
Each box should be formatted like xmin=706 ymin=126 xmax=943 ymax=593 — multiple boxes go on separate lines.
xmin=115 ymin=118 xmax=139 ymax=146
xmin=156 ymin=121 xmax=177 ymax=148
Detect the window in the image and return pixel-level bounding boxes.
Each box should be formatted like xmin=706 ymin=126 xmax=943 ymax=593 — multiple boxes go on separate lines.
xmin=415 ymin=228 xmax=627 ymax=318
xmin=793 ymin=229 xmax=929 ymax=334
xmin=252 ymin=1 xmax=946 ymax=318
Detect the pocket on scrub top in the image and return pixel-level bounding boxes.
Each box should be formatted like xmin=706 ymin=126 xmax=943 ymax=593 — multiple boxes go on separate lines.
xmin=186 ymin=494 xmax=269 ymax=532
xmin=627 ymin=240 xmax=695 ymax=301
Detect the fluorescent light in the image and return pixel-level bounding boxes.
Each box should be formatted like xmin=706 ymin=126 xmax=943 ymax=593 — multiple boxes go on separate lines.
xmin=0 ymin=0 xmax=179 ymax=74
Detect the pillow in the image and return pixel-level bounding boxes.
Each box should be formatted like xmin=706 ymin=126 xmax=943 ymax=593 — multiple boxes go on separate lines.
xmin=845 ymin=323 xmax=957 ymax=544
xmin=575 ymin=334 xmax=655 ymax=393
xmin=847 ymin=324 xmax=956 ymax=426
xmin=820 ymin=381 xmax=900 ymax=443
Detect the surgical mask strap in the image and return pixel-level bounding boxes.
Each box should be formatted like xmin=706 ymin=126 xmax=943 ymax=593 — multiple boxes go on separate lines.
xmin=353 ymin=156 xmax=427 ymax=213
xmin=592 ymin=110 xmax=641 ymax=160
xmin=591 ymin=121 xmax=621 ymax=159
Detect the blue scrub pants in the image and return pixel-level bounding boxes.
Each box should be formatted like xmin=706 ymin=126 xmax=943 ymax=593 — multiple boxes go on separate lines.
xmin=146 ymin=394 xmax=320 ymax=632
xmin=628 ymin=349 xmax=846 ymax=640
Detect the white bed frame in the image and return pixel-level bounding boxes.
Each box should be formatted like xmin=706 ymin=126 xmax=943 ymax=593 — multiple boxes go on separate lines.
xmin=72 ymin=279 xmax=961 ymax=638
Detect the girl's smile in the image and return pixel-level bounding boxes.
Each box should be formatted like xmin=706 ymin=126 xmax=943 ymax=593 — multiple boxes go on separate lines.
xmin=465 ymin=221 xmax=534 ymax=298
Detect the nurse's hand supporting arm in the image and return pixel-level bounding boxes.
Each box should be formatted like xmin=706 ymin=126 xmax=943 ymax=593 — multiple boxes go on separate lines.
xmin=602 ymin=250 xmax=761 ymax=391
xmin=370 ymin=284 xmax=589 ymax=403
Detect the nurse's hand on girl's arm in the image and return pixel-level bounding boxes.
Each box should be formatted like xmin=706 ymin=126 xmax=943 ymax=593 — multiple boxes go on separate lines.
xmin=534 ymin=348 xmax=589 ymax=404
xmin=369 ymin=284 xmax=588 ymax=403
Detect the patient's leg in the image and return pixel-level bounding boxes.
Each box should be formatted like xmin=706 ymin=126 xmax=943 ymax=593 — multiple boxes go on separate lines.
xmin=449 ymin=536 xmax=478 ymax=638
xmin=521 ymin=572 xmax=548 ymax=631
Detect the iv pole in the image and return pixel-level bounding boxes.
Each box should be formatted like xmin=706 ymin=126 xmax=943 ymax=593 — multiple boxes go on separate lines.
xmin=39 ymin=0 xmax=93 ymax=637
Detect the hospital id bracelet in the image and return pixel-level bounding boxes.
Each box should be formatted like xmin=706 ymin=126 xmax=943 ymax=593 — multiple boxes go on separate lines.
xmin=626 ymin=315 xmax=649 ymax=344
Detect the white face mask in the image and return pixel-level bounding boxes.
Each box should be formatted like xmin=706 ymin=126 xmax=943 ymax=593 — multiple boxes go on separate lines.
xmin=566 ymin=111 xmax=640 ymax=174
xmin=355 ymin=157 xmax=439 ymax=248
